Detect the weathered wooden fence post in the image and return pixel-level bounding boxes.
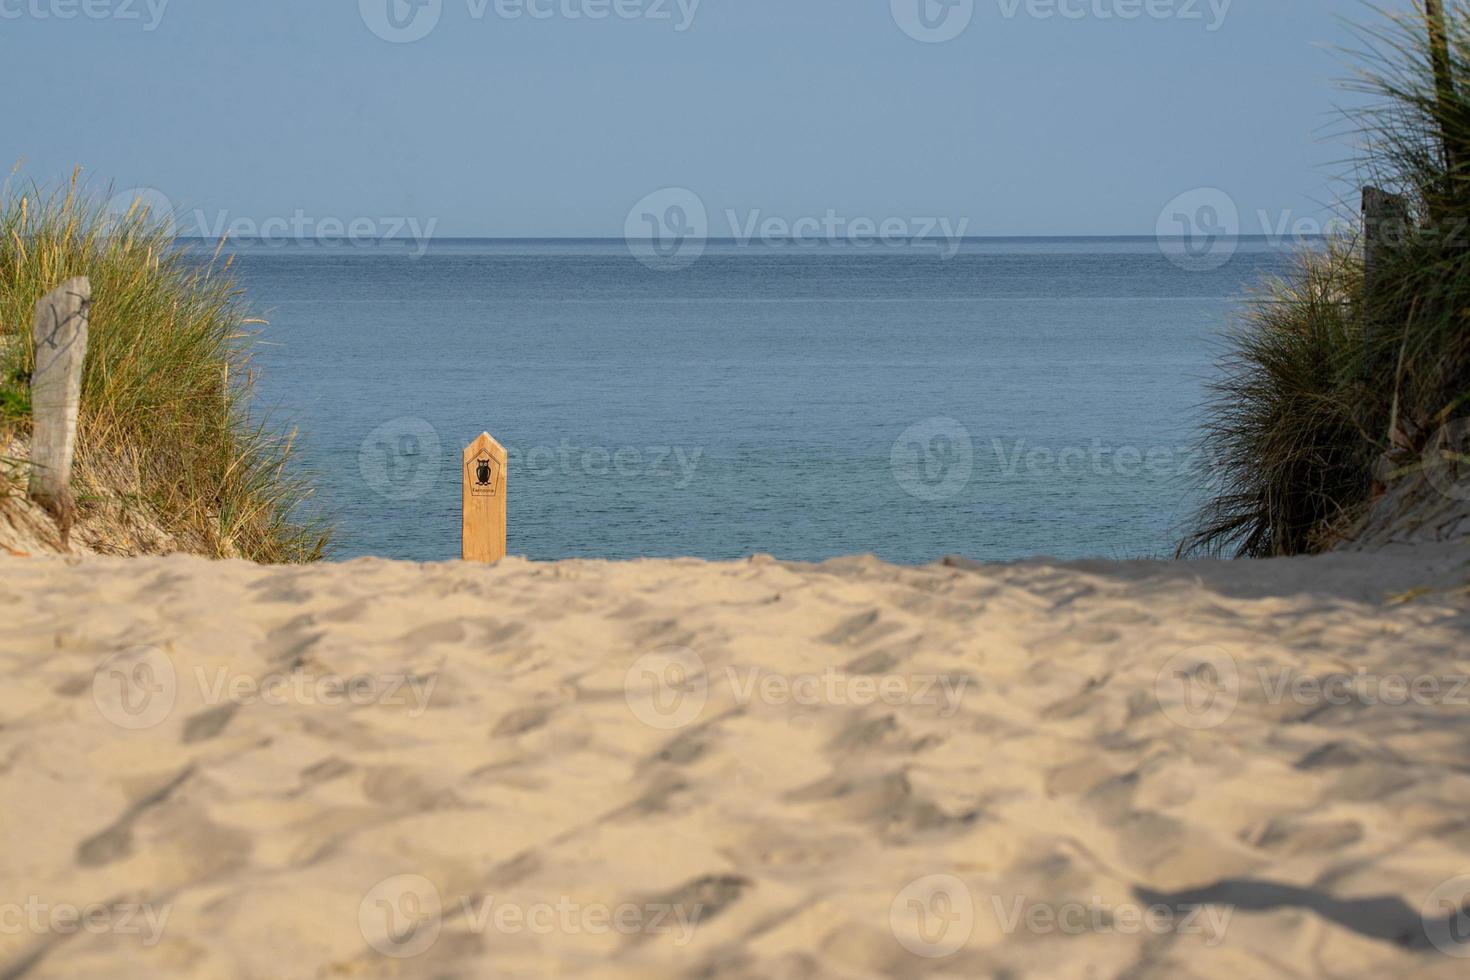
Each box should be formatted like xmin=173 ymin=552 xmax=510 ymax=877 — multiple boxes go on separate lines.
xmin=1362 ymin=187 xmax=1410 ymax=361
xmin=462 ymin=432 xmax=507 ymax=562
xmin=28 ymin=277 xmax=90 ymax=546
xmin=1362 ymin=187 xmax=1417 ymax=489
xmin=1363 ymin=187 xmax=1409 ymax=293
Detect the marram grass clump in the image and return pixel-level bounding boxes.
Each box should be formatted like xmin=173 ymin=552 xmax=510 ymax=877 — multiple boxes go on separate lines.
xmin=0 ymin=175 xmax=327 ymax=561
xmin=1182 ymin=2 xmax=1470 ymax=557
xmin=1181 ymin=243 xmax=1373 ymax=557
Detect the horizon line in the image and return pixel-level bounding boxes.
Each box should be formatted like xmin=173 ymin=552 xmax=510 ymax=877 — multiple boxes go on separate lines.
xmin=176 ymin=234 xmax=1327 ymax=243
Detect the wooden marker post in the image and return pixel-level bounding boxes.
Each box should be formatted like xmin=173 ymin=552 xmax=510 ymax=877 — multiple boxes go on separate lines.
xmin=1362 ymin=186 xmax=1409 ymax=370
xmin=29 ymin=277 xmax=91 ymax=546
xmin=462 ymin=432 xmax=508 ymax=562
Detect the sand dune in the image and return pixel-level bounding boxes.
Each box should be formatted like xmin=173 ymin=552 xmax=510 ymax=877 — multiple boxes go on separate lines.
xmin=2 ymin=547 xmax=1469 ymax=978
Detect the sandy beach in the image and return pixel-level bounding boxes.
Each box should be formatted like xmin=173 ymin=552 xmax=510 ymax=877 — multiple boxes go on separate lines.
xmin=12 ymin=2 xmax=1470 ymax=978
xmin=2 ymin=546 xmax=1468 ymax=978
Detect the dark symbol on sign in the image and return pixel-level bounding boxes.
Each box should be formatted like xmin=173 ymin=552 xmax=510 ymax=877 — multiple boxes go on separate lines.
xmin=468 ymin=451 xmax=499 ymax=497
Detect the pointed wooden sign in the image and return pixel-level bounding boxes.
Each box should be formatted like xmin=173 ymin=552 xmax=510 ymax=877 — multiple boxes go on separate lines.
xmin=462 ymin=432 xmax=507 ymax=562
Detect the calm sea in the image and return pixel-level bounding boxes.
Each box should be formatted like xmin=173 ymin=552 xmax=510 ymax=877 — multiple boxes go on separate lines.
xmin=213 ymin=238 xmax=1297 ymax=563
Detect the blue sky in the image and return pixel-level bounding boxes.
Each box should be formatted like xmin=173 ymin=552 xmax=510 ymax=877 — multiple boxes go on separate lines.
xmin=3 ymin=0 xmax=1390 ymax=236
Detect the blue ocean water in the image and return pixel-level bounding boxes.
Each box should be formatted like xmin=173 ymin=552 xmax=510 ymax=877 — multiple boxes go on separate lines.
xmin=216 ymin=238 xmax=1297 ymax=563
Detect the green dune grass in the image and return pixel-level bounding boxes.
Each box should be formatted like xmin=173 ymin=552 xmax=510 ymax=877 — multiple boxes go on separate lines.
xmin=0 ymin=173 xmax=327 ymax=562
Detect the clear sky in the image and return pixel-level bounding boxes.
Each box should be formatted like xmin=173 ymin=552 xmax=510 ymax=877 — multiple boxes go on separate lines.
xmin=3 ymin=0 xmax=1393 ymax=237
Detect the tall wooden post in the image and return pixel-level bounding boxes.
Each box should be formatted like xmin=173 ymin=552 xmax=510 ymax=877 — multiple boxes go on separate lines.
xmin=1363 ymin=186 xmax=1416 ymax=487
xmin=28 ymin=277 xmax=90 ymax=547
xmin=1363 ymin=187 xmax=1410 ymax=291
xmin=1363 ymin=186 xmax=1410 ymax=356
xmin=1425 ymin=0 xmax=1460 ymax=186
xmin=462 ymin=432 xmax=507 ymax=562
